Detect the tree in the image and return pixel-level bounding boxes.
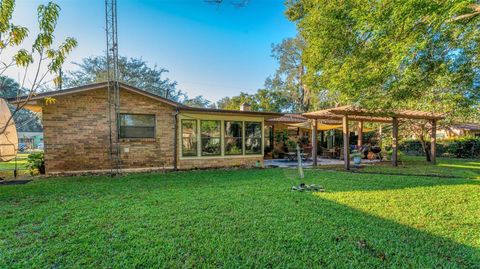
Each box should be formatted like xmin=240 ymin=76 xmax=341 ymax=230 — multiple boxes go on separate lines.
xmin=217 ymin=92 xmax=258 ymax=111
xmin=183 ymin=95 xmax=212 ymax=108
xmin=64 ymin=55 xmax=184 ymax=101
xmin=286 ymin=0 xmax=480 ymax=160
xmin=0 ymin=0 xmax=77 ymax=135
xmin=269 ymin=36 xmax=310 ymax=112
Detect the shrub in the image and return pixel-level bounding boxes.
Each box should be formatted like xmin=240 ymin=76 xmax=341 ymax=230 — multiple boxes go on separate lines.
xmin=442 ymin=137 xmax=480 ymax=158
xmin=399 ymin=137 xmax=480 ymax=159
xmin=26 ymin=152 xmax=45 ymax=175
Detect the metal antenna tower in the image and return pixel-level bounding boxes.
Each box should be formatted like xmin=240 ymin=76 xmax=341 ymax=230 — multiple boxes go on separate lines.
xmin=105 ymin=0 xmax=121 ymax=175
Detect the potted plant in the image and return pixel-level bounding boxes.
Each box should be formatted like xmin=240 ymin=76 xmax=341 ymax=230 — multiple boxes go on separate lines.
xmin=351 ymin=150 xmax=362 ymax=165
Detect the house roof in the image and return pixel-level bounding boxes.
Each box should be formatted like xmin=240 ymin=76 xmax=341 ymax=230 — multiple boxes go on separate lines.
xmin=450 ymin=123 xmax=480 ymax=131
xmin=8 ymin=81 xmax=283 ymax=117
xmin=8 ymin=81 xmax=183 ymax=108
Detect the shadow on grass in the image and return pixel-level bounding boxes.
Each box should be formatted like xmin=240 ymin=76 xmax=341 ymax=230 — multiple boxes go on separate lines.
xmin=0 ymin=169 xmax=479 ymax=267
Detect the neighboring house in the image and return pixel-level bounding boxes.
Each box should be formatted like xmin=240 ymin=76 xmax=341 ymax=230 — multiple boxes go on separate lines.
xmin=9 ymin=82 xmax=281 ymax=174
xmin=437 ymin=123 xmax=480 ymax=139
xmin=17 ymin=132 xmax=44 ymax=150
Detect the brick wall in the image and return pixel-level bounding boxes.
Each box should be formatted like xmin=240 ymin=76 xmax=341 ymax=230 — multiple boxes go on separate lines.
xmin=178 ymin=156 xmax=263 ymax=170
xmin=41 ymin=86 xmax=265 ymax=174
xmin=42 ymin=87 xmax=176 ymax=173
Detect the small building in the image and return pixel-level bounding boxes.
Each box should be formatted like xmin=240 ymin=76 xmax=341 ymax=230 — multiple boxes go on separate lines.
xmin=437 ymin=123 xmax=480 ymax=139
xmin=10 ymin=82 xmax=281 ymax=174
xmin=17 ymin=132 xmax=44 ymax=150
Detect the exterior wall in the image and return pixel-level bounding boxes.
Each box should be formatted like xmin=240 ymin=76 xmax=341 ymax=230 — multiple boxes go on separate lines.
xmin=43 ymin=87 xmax=111 ymax=173
xmin=118 ymin=90 xmax=176 ymax=170
xmin=41 ymin=87 xmax=268 ymax=174
xmin=177 ymin=112 xmax=265 ymax=170
xmin=42 ymin=87 xmax=176 ymax=174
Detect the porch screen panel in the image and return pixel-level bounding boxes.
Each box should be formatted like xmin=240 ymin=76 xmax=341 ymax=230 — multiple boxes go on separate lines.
xmin=119 ymin=114 xmax=155 ymax=138
xmin=245 ymin=122 xmax=262 ymax=154
xmin=181 ymin=119 xmax=198 ymax=157
xmin=224 ymin=121 xmax=243 ymax=155
xmin=201 ymin=120 xmax=221 ymax=156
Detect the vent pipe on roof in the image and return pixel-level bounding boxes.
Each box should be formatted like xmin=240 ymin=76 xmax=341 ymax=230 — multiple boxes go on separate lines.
xmin=240 ymin=102 xmax=251 ymax=111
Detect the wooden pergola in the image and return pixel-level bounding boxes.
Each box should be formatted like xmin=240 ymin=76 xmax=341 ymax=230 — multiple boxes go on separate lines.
xmin=303 ymin=106 xmax=444 ymax=170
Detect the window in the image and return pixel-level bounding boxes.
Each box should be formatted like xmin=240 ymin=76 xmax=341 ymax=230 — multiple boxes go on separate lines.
xmin=245 ymin=122 xmax=262 ymax=154
xmin=119 ymin=114 xmax=155 ymax=138
xmin=224 ymin=121 xmax=243 ymax=155
xmin=181 ymin=120 xmax=198 ymax=157
xmin=201 ymin=120 xmax=221 ymax=156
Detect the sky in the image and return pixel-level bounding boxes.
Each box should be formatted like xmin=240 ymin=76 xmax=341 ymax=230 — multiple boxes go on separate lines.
xmin=5 ymin=0 xmax=297 ymax=102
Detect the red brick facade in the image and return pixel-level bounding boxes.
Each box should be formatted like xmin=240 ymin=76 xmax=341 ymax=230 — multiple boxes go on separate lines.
xmin=41 ymin=86 xmax=264 ymax=174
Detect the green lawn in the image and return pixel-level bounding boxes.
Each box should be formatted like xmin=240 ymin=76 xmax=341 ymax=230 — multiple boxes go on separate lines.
xmin=1 ymin=161 xmax=479 ymax=268
xmin=319 ymin=156 xmax=480 ymax=179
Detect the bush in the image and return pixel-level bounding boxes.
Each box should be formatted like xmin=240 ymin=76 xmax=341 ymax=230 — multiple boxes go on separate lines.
xmin=442 ymin=137 xmax=480 ymax=158
xmin=399 ymin=137 xmax=480 ymax=159
xmin=26 ymin=152 xmax=45 ymax=175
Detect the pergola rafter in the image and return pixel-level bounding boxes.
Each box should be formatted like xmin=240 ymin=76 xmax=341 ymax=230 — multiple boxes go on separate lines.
xmin=303 ymin=106 xmax=445 ymax=170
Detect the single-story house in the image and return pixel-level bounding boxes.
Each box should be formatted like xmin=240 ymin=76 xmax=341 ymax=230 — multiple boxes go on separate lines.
xmin=437 ymin=123 xmax=480 ymax=139
xmin=9 ymin=82 xmax=281 ymax=174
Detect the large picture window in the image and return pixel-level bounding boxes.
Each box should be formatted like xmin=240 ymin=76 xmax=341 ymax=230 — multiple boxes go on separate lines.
xmin=245 ymin=122 xmax=262 ymax=154
xmin=201 ymin=120 xmax=221 ymax=156
xmin=181 ymin=119 xmax=198 ymax=157
xmin=119 ymin=114 xmax=155 ymax=138
xmin=224 ymin=121 xmax=243 ymax=155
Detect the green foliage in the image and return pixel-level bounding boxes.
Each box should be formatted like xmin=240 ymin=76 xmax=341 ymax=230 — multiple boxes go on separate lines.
xmin=182 ymin=95 xmax=212 ymax=108
xmin=286 ymin=0 xmax=480 ymax=120
xmin=25 ymin=152 xmax=44 ymax=175
xmin=0 ymin=167 xmax=479 ymax=267
xmin=441 ymin=137 xmax=480 ymax=158
xmin=399 ymin=137 xmax=480 ymax=158
xmin=64 ymin=55 xmax=183 ymax=101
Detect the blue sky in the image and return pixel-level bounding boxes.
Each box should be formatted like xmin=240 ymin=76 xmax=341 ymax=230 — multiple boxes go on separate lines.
xmin=8 ymin=0 xmax=297 ymax=101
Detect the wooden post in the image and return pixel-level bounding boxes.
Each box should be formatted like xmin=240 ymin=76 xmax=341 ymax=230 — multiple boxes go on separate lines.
xmin=378 ymin=125 xmax=383 ymax=149
xmin=392 ymin=117 xmax=398 ymax=167
xmin=431 ymin=119 xmax=437 ymax=164
xmin=342 ymin=115 xmax=350 ymax=170
xmin=312 ymin=119 xmax=318 ymax=166
xmin=357 ymin=121 xmax=363 ymax=147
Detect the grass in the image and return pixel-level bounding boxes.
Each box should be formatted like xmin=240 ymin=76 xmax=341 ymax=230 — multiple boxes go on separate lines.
xmin=0 ymin=154 xmax=30 ymax=179
xmin=0 ymin=160 xmax=479 ymax=267
xmin=318 ymin=156 xmax=480 ymax=179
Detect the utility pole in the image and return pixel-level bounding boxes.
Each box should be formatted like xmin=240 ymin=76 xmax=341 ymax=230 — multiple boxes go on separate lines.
xmin=105 ymin=0 xmax=121 ymax=175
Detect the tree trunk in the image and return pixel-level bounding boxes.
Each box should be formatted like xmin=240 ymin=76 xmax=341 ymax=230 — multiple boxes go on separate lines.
xmin=420 ymin=137 xmax=431 ymax=162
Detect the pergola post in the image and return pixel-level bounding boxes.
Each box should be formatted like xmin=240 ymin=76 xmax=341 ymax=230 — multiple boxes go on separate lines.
xmin=392 ymin=117 xmax=398 ymax=167
xmin=342 ymin=115 xmax=350 ymax=170
xmin=379 ymin=125 xmax=383 ymax=149
xmin=312 ymin=119 xmax=318 ymax=166
xmin=431 ymin=119 xmax=437 ymax=164
xmin=357 ymin=121 xmax=363 ymax=147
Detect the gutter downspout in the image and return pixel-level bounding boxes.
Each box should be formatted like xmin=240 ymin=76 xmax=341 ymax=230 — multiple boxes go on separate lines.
xmin=173 ymin=108 xmax=179 ymax=171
